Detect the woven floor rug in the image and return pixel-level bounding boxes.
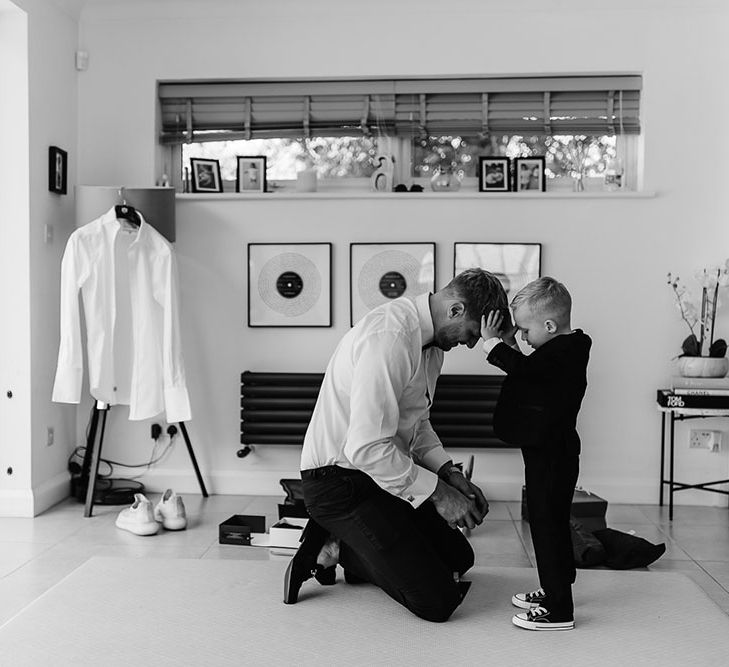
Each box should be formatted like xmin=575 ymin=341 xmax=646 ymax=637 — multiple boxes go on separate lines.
xmin=1 ymin=557 xmax=727 ymax=666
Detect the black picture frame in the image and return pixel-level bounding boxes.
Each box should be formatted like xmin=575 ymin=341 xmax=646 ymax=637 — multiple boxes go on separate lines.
xmin=478 ymin=157 xmax=511 ymax=192
xmin=247 ymin=243 xmax=332 ymax=327
xmin=350 ymin=242 xmax=436 ymax=326
xmin=453 ymin=242 xmax=542 ymax=299
xmin=190 ymin=158 xmax=223 ymax=193
xmin=236 ymin=156 xmax=267 ymax=193
xmin=514 ymin=157 xmax=546 ymax=192
xmin=48 ymin=146 xmax=67 ymax=195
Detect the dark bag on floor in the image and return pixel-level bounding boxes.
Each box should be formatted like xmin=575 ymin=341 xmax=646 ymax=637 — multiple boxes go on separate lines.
xmin=570 ymin=519 xmax=607 ymax=567
xmin=592 ymin=528 xmax=666 ymax=569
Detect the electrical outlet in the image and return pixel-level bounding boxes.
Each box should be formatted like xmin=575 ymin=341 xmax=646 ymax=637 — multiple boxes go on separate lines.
xmin=689 ymin=429 xmax=722 ymax=450
xmin=46 ymin=426 xmax=54 ymax=447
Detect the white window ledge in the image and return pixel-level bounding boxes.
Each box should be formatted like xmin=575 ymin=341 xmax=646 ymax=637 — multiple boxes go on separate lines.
xmin=176 ymin=190 xmax=655 ymax=201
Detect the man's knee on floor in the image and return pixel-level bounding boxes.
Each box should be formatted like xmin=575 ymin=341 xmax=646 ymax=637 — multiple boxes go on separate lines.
xmin=405 ymin=585 xmax=462 ymax=623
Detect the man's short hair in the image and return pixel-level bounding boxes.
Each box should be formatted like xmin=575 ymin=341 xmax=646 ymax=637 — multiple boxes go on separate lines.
xmin=445 ymin=268 xmax=509 ymax=321
xmin=511 ymin=276 xmax=572 ymax=326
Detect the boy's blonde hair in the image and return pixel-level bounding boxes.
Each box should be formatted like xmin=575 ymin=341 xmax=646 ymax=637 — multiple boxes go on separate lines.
xmin=511 ymin=276 xmax=572 ymax=327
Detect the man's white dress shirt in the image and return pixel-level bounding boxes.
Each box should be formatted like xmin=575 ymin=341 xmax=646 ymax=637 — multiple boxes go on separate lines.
xmin=301 ymin=293 xmax=451 ymax=507
xmin=52 ymin=208 xmax=191 ymax=422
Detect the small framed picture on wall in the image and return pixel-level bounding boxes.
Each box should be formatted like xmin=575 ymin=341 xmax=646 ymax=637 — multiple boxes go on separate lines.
xmin=236 ymin=156 xmax=267 ymax=193
xmin=48 ymin=146 xmax=68 ymax=195
xmin=454 ymin=242 xmax=541 ymax=299
xmin=478 ymin=157 xmax=511 ymax=192
xmin=514 ymin=157 xmax=546 ymax=192
xmin=190 ymin=158 xmax=223 ymax=193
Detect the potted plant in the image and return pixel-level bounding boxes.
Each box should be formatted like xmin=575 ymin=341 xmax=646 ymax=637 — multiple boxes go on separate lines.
xmin=667 ymin=261 xmax=729 ymax=377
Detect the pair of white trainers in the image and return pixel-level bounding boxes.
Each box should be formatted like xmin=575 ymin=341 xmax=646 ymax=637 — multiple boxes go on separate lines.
xmin=115 ymin=489 xmax=187 ymax=536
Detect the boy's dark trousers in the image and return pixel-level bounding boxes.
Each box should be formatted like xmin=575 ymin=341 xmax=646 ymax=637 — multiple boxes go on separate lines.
xmin=522 ymin=446 xmax=579 ymax=620
xmin=302 ymin=465 xmax=474 ymax=623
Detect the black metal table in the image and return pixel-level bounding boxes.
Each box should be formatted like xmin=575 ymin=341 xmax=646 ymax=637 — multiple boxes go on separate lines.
xmin=658 ymin=395 xmax=729 ymax=520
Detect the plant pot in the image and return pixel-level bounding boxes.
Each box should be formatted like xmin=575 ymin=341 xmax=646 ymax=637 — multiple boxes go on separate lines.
xmin=677 ymin=356 xmax=729 ymax=378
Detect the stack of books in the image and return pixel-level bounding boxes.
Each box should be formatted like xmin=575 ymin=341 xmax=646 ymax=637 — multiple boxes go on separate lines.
xmin=657 ymin=376 xmax=729 ymax=410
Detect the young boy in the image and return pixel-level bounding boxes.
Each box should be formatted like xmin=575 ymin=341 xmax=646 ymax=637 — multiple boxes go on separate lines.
xmin=481 ymin=277 xmax=591 ymax=631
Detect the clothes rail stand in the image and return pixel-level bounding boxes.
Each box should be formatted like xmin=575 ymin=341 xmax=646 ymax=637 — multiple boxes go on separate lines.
xmin=82 ymin=400 xmax=208 ymax=517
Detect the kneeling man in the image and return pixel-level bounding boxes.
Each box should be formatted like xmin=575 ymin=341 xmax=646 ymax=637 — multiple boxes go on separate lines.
xmin=284 ymin=268 xmax=507 ymax=622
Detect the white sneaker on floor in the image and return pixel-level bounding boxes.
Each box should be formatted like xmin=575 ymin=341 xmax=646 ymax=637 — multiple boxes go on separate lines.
xmin=115 ymin=493 xmax=159 ymax=536
xmin=154 ymin=489 xmax=187 ymax=530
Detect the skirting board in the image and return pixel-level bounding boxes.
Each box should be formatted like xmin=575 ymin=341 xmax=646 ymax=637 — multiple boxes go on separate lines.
xmin=0 ymin=470 xmax=69 ymax=517
xmin=111 ymin=467 xmax=726 ymax=507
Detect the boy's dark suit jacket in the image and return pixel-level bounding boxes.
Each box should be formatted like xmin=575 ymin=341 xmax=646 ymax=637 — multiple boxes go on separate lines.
xmin=487 ymin=330 xmax=591 ymax=454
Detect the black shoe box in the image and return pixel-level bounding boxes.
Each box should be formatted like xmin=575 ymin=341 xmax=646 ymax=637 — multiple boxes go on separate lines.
xmin=219 ymin=514 xmax=266 ymax=545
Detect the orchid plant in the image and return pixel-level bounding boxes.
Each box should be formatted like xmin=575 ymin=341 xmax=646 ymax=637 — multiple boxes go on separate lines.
xmin=667 ymin=260 xmax=729 ymax=358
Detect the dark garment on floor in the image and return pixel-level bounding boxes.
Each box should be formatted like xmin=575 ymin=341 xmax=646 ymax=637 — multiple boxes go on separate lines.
xmin=302 ymin=465 xmax=474 ymax=623
xmin=488 ymin=330 xmax=592 ymax=620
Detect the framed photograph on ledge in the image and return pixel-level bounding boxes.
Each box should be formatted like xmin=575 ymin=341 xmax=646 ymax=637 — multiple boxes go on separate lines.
xmin=454 ymin=242 xmax=541 ymax=299
xmin=478 ymin=157 xmax=511 ymax=192
xmin=514 ymin=157 xmax=546 ymax=192
xmin=248 ymin=243 xmax=332 ymax=327
xmin=236 ymin=156 xmax=267 ymax=193
xmin=190 ymin=158 xmax=223 ymax=193
xmin=48 ymin=146 xmax=68 ymax=195
xmin=350 ymin=242 xmax=436 ymax=326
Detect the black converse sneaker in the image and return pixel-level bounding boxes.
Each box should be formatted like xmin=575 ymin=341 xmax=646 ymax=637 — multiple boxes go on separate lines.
xmin=512 ymin=606 xmax=575 ymax=631
xmin=511 ymin=587 xmax=547 ymax=609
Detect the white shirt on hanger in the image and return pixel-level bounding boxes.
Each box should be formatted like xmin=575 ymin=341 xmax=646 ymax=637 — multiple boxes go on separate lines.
xmin=52 ymin=207 xmax=191 ymax=422
xmin=301 ymin=293 xmax=451 ymax=507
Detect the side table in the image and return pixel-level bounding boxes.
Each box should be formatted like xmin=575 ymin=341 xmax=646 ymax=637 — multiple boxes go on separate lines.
xmin=658 ymin=389 xmax=729 ymax=520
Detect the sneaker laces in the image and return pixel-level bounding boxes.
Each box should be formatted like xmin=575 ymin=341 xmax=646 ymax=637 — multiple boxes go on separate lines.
xmin=527 ymin=606 xmax=550 ymax=620
xmin=525 ymin=588 xmax=546 ymax=602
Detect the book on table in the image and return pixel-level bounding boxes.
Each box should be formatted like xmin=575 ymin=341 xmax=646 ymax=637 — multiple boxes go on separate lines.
xmin=670 ymin=375 xmax=729 ymax=390
xmin=658 ymin=389 xmax=729 ymax=409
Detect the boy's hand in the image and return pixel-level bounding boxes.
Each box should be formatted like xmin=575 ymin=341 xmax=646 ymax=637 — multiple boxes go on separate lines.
xmin=480 ymin=310 xmax=504 ymax=340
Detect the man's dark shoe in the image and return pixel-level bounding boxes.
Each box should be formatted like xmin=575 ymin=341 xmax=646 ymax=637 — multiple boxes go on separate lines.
xmin=343 ymin=569 xmax=368 ymax=585
xmin=283 ymin=519 xmax=330 ymax=604
xmin=314 ymin=565 xmax=336 ymax=585
xmin=458 ymin=580 xmax=472 ymax=600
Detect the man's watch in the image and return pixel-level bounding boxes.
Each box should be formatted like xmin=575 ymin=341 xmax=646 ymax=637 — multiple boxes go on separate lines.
xmin=439 ymin=464 xmax=463 ymax=479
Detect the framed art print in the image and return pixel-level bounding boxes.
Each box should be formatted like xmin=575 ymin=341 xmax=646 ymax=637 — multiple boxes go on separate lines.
xmin=236 ymin=156 xmax=267 ymax=193
xmin=248 ymin=243 xmax=332 ymax=327
xmin=514 ymin=157 xmax=546 ymax=192
xmin=478 ymin=157 xmax=511 ymax=192
xmin=190 ymin=158 xmax=223 ymax=193
xmin=48 ymin=146 xmax=67 ymax=195
xmin=454 ymin=242 xmax=541 ymax=298
xmin=350 ymin=242 xmax=436 ymax=326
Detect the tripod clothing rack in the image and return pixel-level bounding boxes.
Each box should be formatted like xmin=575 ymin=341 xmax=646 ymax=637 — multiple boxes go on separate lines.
xmin=82 ymin=400 xmax=208 ymax=517
xmin=53 ymin=191 xmax=205 ymax=515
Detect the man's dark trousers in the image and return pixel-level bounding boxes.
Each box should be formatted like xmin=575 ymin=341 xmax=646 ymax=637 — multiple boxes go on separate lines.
xmin=302 ymin=465 xmax=474 ymax=622
xmin=522 ymin=446 xmax=579 ymax=619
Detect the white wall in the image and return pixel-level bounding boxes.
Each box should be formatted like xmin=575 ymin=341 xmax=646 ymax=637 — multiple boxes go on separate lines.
xmin=0 ymin=0 xmax=78 ymax=516
xmin=0 ymin=2 xmax=32 ymax=515
xmin=67 ymin=0 xmax=729 ymax=505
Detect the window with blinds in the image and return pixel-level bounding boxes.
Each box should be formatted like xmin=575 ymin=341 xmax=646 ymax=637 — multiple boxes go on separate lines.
xmin=158 ymin=75 xmax=642 ymax=188
xmin=158 ymin=75 xmax=641 ymax=144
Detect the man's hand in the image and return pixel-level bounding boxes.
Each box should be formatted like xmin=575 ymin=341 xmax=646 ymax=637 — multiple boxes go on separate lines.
xmin=444 ymin=470 xmax=490 ymax=519
xmin=430 ymin=479 xmax=485 ymax=530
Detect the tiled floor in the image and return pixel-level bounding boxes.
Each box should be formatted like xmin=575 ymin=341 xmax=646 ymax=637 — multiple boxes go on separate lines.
xmin=1 ymin=495 xmax=728 ymax=626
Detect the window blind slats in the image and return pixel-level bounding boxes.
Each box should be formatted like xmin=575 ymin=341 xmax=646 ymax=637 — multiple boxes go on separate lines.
xmin=159 ymin=76 xmax=641 ymax=144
